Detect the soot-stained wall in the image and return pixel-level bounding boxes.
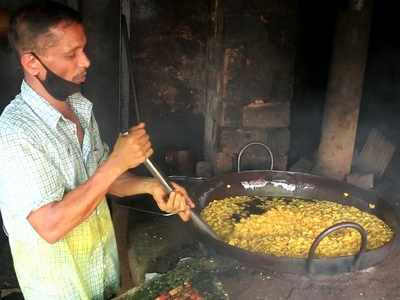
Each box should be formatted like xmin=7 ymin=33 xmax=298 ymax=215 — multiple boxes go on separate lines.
xmin=132 ymin=0 xmax=298 ymax=174
xmin=213 ymin=0 xmax=297 ymax=173
xmin=131 ymin=0 xmax=209 ymax=173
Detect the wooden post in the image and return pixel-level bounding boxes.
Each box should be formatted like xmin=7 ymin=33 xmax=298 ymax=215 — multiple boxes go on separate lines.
xmin=316 ymin=0 xmax=373 ymax=180
xmin=109 ymin=201 xmax=137 ymax=292
xmin=204 ymin=0 xmax=224 ymax=171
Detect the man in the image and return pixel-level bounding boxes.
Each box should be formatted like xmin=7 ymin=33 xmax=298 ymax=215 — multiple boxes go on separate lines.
xmin=0 ymin=1 xmax=194 ymax=299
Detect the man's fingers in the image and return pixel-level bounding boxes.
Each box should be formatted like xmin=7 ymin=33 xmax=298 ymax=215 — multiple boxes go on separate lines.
xmin=178 ymin=193 xmax=187 ymax=212
xmin=166 ymin=191 xmax=177 ymax=211
xmin=133 ymin=132 xmax=149 ymax=143
xmin=145 ymin=148 xmax=154 ymax=158
xmin=128 ymin=122 xmax=145 ymax=131
xmin=163 ymin=191 xmax=190 ymax=216
xmin=125 ymin=130 xmax=147 ymax=142
xmin=178 ymin=209 xmax=191 ymax=222
xmin=151 ymin=183 xmax=193 ymax=221
xmin=185 ymin=198 xmax=195 ymax=208
xmin=171 ymin=183 xmax=195 ymax=208
xmin=125 ymin=138 xmax=152 ymax=161
xmin=152 ymin=192 xmax=167 ymax=211
xmin=125 ymin=124 xmax=148 ymax=141
xmin=172 ymin=183 xmax=188 ymax=197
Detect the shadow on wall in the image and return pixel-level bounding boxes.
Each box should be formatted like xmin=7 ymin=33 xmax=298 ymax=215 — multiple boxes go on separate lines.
xmin=0 ymin=5 xmax=24 ymax=113
xmin=0 ymin=44 xmax=22 ymax=114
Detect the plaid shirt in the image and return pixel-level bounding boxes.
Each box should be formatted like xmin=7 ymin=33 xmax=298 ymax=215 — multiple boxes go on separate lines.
xmin=0 ymin=81 xmax=119 ymax=299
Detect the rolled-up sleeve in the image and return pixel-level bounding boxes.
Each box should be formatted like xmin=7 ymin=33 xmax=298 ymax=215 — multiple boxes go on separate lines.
xmin=0 ymin=128 xmax=65 ymax=218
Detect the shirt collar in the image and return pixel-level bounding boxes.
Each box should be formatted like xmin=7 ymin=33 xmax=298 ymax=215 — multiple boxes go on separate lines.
xmin=21 ymin=80 xmax=61 ymax=129
xmin=67 ymin=92 xmax=93 ymax=130
xmin=20 ymin=80 xmax=93 ymax=130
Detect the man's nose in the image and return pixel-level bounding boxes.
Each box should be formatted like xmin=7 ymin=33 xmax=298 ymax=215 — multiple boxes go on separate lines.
xmin=79 ymin=51 xmax=91 ymax=69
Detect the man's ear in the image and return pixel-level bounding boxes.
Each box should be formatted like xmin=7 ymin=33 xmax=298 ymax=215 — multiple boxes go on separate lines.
xmin=20 ymin=53 xmax=42 ymax=76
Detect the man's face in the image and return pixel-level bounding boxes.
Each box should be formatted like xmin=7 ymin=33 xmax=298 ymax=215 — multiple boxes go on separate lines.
xmin=36 ymin=22 xmax=90 ymax=84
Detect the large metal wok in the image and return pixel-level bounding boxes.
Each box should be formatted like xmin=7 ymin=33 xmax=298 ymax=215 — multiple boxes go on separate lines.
xmin=188 ymin=143 xmax=400 ymax=275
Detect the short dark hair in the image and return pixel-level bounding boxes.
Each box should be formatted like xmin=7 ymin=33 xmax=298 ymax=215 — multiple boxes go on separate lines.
xmin=8 ymin=1 xmax=82 ymax=55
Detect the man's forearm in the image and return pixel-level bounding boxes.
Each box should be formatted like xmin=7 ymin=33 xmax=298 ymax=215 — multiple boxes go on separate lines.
xmin=28 ymin=159 xmax=123 ymax=243
xmin=108 ymin=172 xmax=156 ymax=198
xmin=108 ymin=170 xmax=194 ymax=223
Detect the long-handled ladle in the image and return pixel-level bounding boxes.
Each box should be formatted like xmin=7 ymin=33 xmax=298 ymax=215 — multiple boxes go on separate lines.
xmin=143 ymin=158 xmax=220 ymax=240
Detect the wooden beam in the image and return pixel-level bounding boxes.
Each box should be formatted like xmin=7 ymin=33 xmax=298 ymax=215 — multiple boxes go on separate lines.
xmin=109 ymin=201 xmax=136 ymax=292
xmin=316 ymin=0 xmax=373 ymax=180
xmin=204 ymin=0 xmax=224 ymax=172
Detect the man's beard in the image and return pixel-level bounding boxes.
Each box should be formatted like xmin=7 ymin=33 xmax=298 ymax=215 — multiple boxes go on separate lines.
xmin=31 ymin=52 xmax=83 ymax=101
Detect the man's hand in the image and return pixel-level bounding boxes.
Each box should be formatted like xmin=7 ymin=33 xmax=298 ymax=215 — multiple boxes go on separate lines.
xmin=148 ymin=180 xmax=195 ymax=222
xmin=108 ymin=123 xmax=153 ymax=174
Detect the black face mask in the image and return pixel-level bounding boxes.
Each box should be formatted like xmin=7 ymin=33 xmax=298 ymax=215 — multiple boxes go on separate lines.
xmin=31 ymin=52 xmax=82 ymax=101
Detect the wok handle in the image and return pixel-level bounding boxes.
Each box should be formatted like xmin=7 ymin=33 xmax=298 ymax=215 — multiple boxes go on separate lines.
xmin=306 ymin=222 xmax=368 ymax=274
xmin=237 ymin=142 xmax=274 ymax=172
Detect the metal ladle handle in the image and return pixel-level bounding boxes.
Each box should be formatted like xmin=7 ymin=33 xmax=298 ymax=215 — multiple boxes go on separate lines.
xmin=144 ymin=159 xmax=174 ymax=193
xmin=120 ymin=133 xmax=219 ymax=240
xmin=144 ymin=158 xmax=220 ymax=240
